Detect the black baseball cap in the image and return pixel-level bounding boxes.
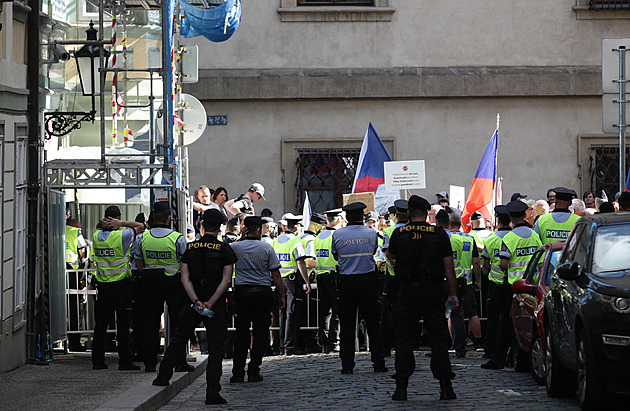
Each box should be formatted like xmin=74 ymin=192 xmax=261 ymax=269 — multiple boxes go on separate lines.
xmin=153 ymin=201 xmax=170 ymax=213
xmin=510 ymin=193 xmax=527 ymax=202
xmin=203 ymin=209 xmax=227 ymax=225
xmin=244 ymin=216 xmax=265 ymax=227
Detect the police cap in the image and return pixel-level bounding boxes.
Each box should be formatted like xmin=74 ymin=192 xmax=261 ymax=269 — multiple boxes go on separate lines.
xmin=244 ymin=216 xmax=265 ymax=228
xmin=387 ymin=205 xmax=397 ymax=215
xmin=471 ymin=211 xmax=483 ymax=221
xmin=506 ymin=200 xmax=528 ymax=216
xmin=153 ymin=201 xmax=170 ymax=214
xmin=283 ymin=213 xmax=303 ymax=222
xmin=435 ymin=209 xmax=450 ymax=223
xmin=203 ymin=209 xmax=227 ymax=225
xmin=494 ymin=205 xmax=509 ymax=216
xmin=261 ymin=216 xmax=274 ymax=224
xmin=553 ymin=187 xmax=576 ymax=202
xmin=408 ymin=195 xmax=431 ymax=211
xmin=324 ymin=208 xmax=342 ymax=217
xmin=394 ymin=199 xmax=409 ymax=212
xmin=342 ymin=202 xmax=366 ymax=213
xmin=311 ymin=213 xmax=327 ymax=225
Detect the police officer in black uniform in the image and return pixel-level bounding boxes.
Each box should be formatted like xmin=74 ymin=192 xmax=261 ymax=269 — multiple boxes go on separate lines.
xmin=386 ymin=195 xmax=458 ymax=401
xmin=153 ymin=209 xmax=237 ymax=406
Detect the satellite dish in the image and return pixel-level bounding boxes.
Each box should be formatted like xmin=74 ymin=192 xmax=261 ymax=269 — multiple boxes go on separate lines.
xmin=156 ymin=93 xmax=207 ymax=146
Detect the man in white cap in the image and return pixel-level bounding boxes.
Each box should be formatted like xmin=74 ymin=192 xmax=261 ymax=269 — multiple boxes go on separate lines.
xmin=225 ymin=183 xmax=266 ymax=216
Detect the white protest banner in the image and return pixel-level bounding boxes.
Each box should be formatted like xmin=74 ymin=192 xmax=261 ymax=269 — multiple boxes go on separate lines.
xmin=384 ymin=160 xmax=426 ymax=191
xmin=449 ymin=185 xmax=466 ymax=211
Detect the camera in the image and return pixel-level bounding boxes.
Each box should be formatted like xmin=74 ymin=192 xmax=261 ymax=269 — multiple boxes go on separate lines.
xmin=52 ymin=43 xmax=71 ymax=62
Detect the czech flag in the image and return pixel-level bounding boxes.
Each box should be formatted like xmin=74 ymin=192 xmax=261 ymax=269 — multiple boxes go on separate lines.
xmin=461 ymin=128 xmax=499 ymax=232
xmin=352 ymin=123 xmax=392 ymax=193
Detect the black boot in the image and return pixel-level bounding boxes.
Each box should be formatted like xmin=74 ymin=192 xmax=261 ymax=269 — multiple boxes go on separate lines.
xmin=439 ymin=379 xmax=456 ymax=400
xmin=392 ymin=376 xmax=408 ymax=401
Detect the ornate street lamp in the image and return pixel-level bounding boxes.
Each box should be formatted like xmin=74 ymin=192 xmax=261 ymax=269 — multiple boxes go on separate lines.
xmin=44 ymin=20 xmax=110 ymax=138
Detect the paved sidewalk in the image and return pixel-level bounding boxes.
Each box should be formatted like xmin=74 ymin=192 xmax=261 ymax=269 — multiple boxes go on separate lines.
xmin=160 ymin=351 xmax=582 ymax=410
xmin=0 ymin=352 xmax=207 ymax=411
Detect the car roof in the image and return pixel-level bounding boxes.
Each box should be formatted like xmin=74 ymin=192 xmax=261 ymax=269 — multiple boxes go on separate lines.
xmin=575 ymin=211 xmax=630 ymax=226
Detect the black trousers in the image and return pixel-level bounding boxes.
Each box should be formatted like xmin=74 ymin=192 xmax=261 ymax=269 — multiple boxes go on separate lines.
xmin=492 ymin=280 xmax=515 ymax=365
xmin=92 ymin=278 xmax=133 ymax=365
xmin=316 ymin=273 xmax=339 ymax=350
xmin=483 ymin=281 xmax=503 ymax=358
xmin=394 ymin=282 xmax=454 ymax=381
xmin=129 ymin=269 xmax=143 ymax=358
xmin=338 ymin=272 xmax=385 ymax=371
xmin=450 ymin=277 xmax=468 ymax=354
xmin=141 ymin=274 xmax=187 ymax=367
xmin=158 ymin=304 xmax=227 ymax=397
xmin=280 ymin=276 xmax=305 ymax=351
xmin=66 ymin=263 xmax=85 ymax=348
xmin=232 ymin=286 xmax=274 ymax=377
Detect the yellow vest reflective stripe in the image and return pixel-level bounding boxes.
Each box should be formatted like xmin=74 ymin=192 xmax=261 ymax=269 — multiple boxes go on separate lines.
xmin=484 ymin=232 xmax=507 ymax=284
xmin=502 ymin=229 xmax=542 ymax=284
xmin=537 ymin=212 xmax=580 ymax=244
xmin=92 ymin=229 xmax=131 ymax=283
xmin=456 ymin=233 xmax=475 ymax=285
xmin=141 ymin=230 xmax=182 ymax=276
xmin=449 ymin=233 xmax=464 ymax=279
xmin=66 ymin=226 xmax=80 ymax=269
xmin=273 ymin=235 xmax=301 ymax=277
xmin=383 ymin=225 xmax=397 ymax=276
xmin=314 ymin=229 xmax=336 ymax=274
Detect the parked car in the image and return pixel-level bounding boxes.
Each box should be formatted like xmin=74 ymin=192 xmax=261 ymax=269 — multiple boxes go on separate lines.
xmin=511 ymin=241 xmax=565 ymax=384
xmin=544 ymin=212 xmax=630 ymax=410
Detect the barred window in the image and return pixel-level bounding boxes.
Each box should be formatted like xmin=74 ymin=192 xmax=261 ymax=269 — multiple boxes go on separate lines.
xmin=589 ymin=0 xmax=630 ymax=10
xmin=295 ymin=149 xmax=359 ymax=213
xmin=589 ymin=146 xmax=630 ymax=197
xmin=298 ymin=0 xmax=374 ymax=5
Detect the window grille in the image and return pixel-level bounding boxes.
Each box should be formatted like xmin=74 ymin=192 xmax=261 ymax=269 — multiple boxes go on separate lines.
xmin=298 ymin=0 xmax=374 ymax=6
xmin=295 ymin=149 xmax=360 ymax=213
xmin=589 ymin=0 xmax=630 ymax=9
xmin=588 ymin=146 xmax=630 ymax=198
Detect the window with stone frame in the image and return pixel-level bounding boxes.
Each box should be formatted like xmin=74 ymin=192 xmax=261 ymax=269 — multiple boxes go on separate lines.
xmin=298 ymin=0 xmax=374 ymax=5
xmin=14 ymin=128 xmax=27 ymax=327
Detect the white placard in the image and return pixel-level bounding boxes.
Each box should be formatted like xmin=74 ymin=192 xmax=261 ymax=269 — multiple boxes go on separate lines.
xmin=449 ymin=185 xmax=466 ymax=211
xmin=384 ymin=160 xmax=426 ymax=190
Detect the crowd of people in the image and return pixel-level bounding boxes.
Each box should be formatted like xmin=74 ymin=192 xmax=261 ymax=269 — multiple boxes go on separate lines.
xmin=64 ymin=180 xmax=630 ymax=404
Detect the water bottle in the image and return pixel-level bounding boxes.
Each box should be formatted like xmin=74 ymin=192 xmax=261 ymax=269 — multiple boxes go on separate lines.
xmin=191 ymin=304 xmax=214 ymax=318
xmin=35 ymin=333 xmax=44 ymax=363
xmin=45 ymin=331 xmax=53 ymax=362
xmin=445 ymin=298 xmax=457 ymax=319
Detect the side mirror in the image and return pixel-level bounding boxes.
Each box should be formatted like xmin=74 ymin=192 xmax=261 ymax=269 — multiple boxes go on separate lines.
xmin=512 ymin=279 xmax=536 ymax=295
xmin=556 ymin=261 xmax=580 ymax=281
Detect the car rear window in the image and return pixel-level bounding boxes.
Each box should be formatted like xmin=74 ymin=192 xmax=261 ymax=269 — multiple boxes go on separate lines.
xmin=592 ymin=224 xmax=630 ymax=275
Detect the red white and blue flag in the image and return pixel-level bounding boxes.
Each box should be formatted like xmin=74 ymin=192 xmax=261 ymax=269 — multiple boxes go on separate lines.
xmin=625 ymin=167 xmax=630 ymax=192
xmin=352 ymin=123 xmax=392 ymax=193
xmin=461 ymin=126 xmax=499 ymax=232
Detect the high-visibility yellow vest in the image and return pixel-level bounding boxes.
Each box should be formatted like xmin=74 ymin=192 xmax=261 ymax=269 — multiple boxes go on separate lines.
xmin=314 ymin=229 xmax=336 ymax=275
xmin=502 ymin=229 xmax=542 ymax=284
xmin=141 ymin=230 xmax=182 ymax=276
xmin=453 ymin=232 xmax=474 ymax=285
xmin=66 ymin=226 xmax=80 ymax=269
xmin=383 ymin=225 xmax=397 ymax=276
xmin=92 ymin=229 xmax=131 ymax=283
xmin=536 ymin=212 xmax=580 ymax=244
xmin=484 ymin=231 xmax=509 ymax=284
xmin=272 ymin=234 xmax=302 ymax=277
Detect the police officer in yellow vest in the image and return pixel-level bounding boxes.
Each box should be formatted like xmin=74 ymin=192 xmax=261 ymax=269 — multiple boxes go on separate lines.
xmin=482 ymin=200 xmax=542 ymax=370
xmin=66 ymin=212 xmax=88 ymax=352
xmin=134 ymin=201 xmax=189 ymax=373
xmin=312 ymin=208 xmax=343 ymax=353
xmin=91 ymin=206 xmax=144 ymax=370
xmin=272 ymin=213 xmax=312 ymax=355
xmin=533 ymin=186 xmax=580 ymax=244
xmin=480 ymin=205 xmax=511 ymax=359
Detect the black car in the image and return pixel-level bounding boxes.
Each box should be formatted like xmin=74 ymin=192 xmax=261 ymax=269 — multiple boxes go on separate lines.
xmin=544 ymin=212 xmax=630 ymax=409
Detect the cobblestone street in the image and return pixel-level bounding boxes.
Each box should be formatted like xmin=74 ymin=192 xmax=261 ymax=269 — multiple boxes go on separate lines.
xmin=160 ymin=350 xmax=587 ymax=410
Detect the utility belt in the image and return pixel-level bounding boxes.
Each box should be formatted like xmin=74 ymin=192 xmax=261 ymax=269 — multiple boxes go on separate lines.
xmin=141 ymin=269 xmax=181 ymax=282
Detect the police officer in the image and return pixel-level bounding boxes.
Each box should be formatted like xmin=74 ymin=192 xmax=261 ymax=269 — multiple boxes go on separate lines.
xmin=380 ymin=199 xmax=409 ymax=356
xmin=261 ymin=216 xmax=275 ymax=244
xmin=152 ymin=209 xmax=237 ymax=405
xmin=332 ymin=202 xmax=387 ymax=374
xmin=533 ymin=187 xmax=580 ymax=244
xmin=387 ymin=195 xmax=458 ymax=401
xmin=66 ymin=209 xmax=88 ymax=352
xmin=312 ymin=208 xmax=343 ymax=353
xmin=229 ymin=216 xmax=286 ymax=383
xmin=134 ymin=201 xmax=189 ymax=373
xmin=481 ymin=205 xmax=511 ymax=359
xmin=470 ymin=211 xmax=492 ymax=253
xmin=482 ymin=200 xmax=542 ymax=370
xmin=91 ymin=206 xmax=144 ymax=370
xmin=272 ymin=213 xmax=312 ymax=355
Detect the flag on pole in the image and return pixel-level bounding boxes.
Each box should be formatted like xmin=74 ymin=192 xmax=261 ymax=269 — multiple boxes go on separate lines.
xmin=461 ymin=126 xmax=499 ymax=233
xmin=625 ymin=167 xmax=630 ymax=192
xmin=302 ymin=191 xmax=312 ymax=230
xmin=352 ymin=123 xmax=393 ymax=193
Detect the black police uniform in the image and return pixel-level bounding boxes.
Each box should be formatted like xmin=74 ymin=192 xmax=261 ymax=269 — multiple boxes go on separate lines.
xmin=387 ymin=196 xmax=456 ymax=398
xmin=153 ymin=225 xmax=237 ymax=403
